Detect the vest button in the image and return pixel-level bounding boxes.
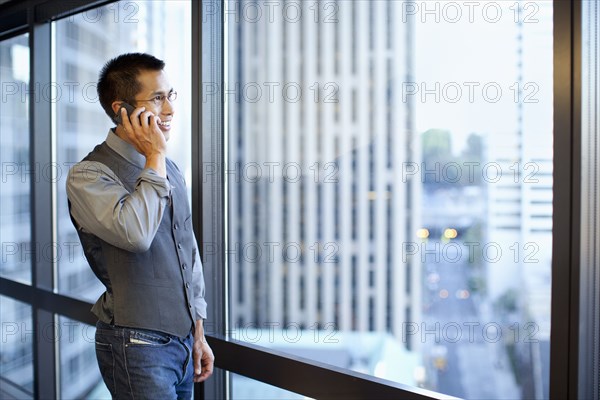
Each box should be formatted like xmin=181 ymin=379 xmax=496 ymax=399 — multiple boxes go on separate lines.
xmin=177 ymin=243 xmax=182 ymax=249
xmin=185 ymin=282 xmax=190 ymax=289
xmin=182 ymin=264 xmax=187 ymax=270
xmin=174 ymin=223 xmax=179 ymax=230
xmin=189 ymin=304 xmax=192 ymax=309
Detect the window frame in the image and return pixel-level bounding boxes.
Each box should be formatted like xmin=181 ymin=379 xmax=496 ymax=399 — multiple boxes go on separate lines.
xmin=550 ymin=1 xmax=583 ymax=399
xmin=0 ymin=0 xmax=585 ymax=399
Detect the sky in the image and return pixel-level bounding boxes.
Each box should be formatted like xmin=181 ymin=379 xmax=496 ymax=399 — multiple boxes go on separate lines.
xmin=414 ymin=1 xmax=552 ymax=154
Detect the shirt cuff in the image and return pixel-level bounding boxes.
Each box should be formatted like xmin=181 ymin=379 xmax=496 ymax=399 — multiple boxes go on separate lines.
xmin=194 ymin=297 xmax=208 ymax=321
xmin=136 ymin=168 xmax=172 ymax=198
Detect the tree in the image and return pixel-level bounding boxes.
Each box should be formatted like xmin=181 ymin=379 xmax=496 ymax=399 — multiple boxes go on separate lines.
xmin=421 ymin=129 xmax=453 ymax=189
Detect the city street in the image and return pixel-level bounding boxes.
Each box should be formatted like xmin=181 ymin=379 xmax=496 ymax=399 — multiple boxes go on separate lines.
xmin=422 ymin=242 xmax=519 ymax=399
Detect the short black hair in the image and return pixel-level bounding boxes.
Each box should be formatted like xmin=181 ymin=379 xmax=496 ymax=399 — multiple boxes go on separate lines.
xmin=97 ymin=53 xmax=165 ymax=122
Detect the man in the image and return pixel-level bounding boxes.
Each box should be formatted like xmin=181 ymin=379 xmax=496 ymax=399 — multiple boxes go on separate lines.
xmin=67 ymin=53 xmax=214 ymax=399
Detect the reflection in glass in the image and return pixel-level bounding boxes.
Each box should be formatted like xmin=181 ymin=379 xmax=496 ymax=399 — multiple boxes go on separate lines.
xmin=53 ymin=1 xmax=192 ymax=302
xmin=0 ymin=34 xmax=31 ymax=284
xmin=0 ymin=296 xmax=33 ymax=396
xmin=226 ymin=1 xmax=553 ymax=398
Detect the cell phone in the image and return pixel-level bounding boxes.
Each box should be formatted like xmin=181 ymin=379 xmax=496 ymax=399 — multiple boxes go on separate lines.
xmin=114 ymin=102 xmax=136 ymax=125
xmin=114 ymin=102 xmax=154 ymax=126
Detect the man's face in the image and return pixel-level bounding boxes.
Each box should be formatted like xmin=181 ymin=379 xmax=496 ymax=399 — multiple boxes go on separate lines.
xmin=131 ymin=69 xmax=175 ymax=141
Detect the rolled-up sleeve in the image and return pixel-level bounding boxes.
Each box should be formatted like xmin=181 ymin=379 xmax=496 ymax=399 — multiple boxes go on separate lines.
xmin=191 ymin=230 xmax=208 ymax=320
xmin=66 ymin=160 xmax=172 ymax=253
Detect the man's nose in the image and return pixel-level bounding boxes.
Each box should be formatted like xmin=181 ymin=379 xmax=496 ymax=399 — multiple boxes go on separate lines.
xmin=162 ymin=98 xmax=175 ymax=115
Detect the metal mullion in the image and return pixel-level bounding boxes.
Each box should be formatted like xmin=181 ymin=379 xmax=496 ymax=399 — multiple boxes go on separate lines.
xmin=0 ymin=4 xmax=27 ymax=37
xmin=0 ymin=26 xmax=28 ymax=42
xmin=33 ymin=0 xmax=114 ymax=23
xmin=550 ymin=0 xmax=582 ymax=399
xmin=29 ymin=15 xmax=57 ymax=400
xmin=0 ymin=278 xmax=95 ymax=325
xmin=193 ymin=0 xmax=227 ymax=399
xmin=0 ymin=1 xmax=122 ymax=38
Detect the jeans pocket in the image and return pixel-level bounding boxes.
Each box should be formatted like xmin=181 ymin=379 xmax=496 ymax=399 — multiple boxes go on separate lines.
xmin=126 ymin=331 xmax=172 ymax=347
xmin=95 ymin=341 xmax=116 ymax=395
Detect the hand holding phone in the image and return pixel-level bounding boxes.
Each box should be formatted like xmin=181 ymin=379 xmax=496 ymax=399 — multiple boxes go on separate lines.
xmin=115 ymin=102 xmax=167 ymax=165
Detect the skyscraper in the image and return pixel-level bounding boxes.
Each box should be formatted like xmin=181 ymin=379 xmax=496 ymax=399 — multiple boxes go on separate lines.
xmin=227 ymin=0 xmax=421 ymax=347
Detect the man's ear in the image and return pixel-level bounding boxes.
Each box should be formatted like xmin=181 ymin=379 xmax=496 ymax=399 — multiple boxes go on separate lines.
xmin=111 ymin=101 xmax=123 ymax=117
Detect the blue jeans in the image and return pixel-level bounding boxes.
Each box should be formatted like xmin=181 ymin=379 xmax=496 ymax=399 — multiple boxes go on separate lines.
xmin=95 ymin=320 xmax=194 ymax=399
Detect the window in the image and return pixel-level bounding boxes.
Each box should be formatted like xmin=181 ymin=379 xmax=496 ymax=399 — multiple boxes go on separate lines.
xmin=0 ymin=1 xmax=594 ymax=399
xmin=58 ymin=316 xmax=108 ymax=398
xmin=0 ymin=296 xmax=33 ymax=396
xmin=0 ymin=33 xmax=31 ymax=284
xmin=48 ymin=2 xmax=193 ymax=395
xmin=53 ymin=0 xmax=193 ymax=303
xmin=226 ymin=1 xmax=553 ymax=398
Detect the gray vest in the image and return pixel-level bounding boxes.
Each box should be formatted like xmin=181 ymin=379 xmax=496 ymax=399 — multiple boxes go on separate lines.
xmin=70 ymin=142 xmax=196 ymax=337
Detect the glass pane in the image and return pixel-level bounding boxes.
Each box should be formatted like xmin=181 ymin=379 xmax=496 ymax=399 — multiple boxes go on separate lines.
xmin=416 ymin=3 xmax=553 ymax=398
xmin=57 ymin=316 xmax=109 ymax=399
xmin=226 ymin=1 xmax=553 ymax=399
xmin=53 ymin=0 xmax=192 ymax=302
xmin=227 ymin=369 xmax=313 ymax=400
xmin=0 ymin=34 xmax=31 ymax=284
xmin=0 ymin=296 xmax=33 ymax=396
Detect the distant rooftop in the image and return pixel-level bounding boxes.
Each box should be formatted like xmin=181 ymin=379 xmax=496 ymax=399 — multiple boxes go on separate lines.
xmin=231 ymin=329 xmax=421 ymax=385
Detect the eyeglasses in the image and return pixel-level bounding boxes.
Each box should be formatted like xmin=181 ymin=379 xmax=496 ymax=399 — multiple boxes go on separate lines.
xmin=134 ymin=91 xmax=177 ymax=106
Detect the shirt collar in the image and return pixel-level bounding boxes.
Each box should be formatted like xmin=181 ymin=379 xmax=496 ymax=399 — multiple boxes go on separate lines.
xmin=105 ymin=129 xmax=146 ymax=169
